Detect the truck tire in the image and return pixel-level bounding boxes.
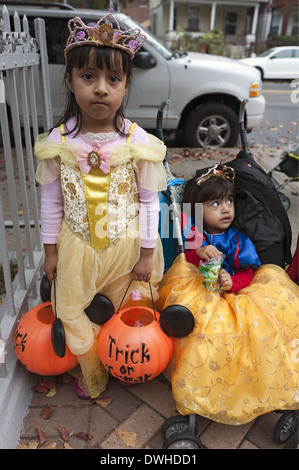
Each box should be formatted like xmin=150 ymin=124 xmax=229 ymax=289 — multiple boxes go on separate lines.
xmin=184 ymin=102 xmax=239 ymax=148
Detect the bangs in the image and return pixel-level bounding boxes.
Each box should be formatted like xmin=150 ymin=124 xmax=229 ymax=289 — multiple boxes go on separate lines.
xmin=66 ymin=45 xmax=132 ymax=77
xmin=199 ymin=177 xmax=235 ymax=203
xmin=183 ymin=174 xmax=235 ymax=224
xmin=183 ymin=176 xmax=235 ymax=216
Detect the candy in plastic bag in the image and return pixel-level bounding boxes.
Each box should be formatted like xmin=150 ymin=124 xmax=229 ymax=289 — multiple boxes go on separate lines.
xmin=198 ymin=254 xmax=226 ymax=292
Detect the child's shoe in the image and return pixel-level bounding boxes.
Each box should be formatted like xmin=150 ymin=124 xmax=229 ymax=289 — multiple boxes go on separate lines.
xmin=119 ymin=380 xmax=136 ymax=388
xmin=72 ymin=379 xmax=90 ymax=399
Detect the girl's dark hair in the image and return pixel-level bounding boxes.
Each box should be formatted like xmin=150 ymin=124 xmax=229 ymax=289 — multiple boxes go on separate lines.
xmin=183 ymin=175 xmax=235 ymax=222
xmin=55 ymin=45 xmax=132 ymax=136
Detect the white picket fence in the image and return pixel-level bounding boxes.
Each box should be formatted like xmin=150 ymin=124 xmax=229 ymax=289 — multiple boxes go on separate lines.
xmin=0 ymin=5 xmax=52 ymax=448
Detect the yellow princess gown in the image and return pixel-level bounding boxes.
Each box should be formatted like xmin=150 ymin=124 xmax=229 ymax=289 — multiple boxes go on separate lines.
xmin=35 ymin=119 xmax=167 ymax=398
xmin=158 ymin=254 xmax=299 ymax=425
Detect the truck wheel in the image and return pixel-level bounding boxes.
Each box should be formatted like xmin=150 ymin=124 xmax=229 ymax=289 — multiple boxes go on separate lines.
xmin=184 ymin=102 xmax=239 ymax=148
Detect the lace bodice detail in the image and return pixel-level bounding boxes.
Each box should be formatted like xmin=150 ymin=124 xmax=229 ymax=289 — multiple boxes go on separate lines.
xmin=82 ymin=132 xmax=118 ymax=144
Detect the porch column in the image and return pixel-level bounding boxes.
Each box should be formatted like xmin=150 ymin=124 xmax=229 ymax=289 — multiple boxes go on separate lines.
xmin=169 ymin=0 xmax=175 ymax=32
xmin=281 ymin=2 xmax=291 ymax=35
xmin=210 ymin=2 xmax=216 ymax=30
xmin=251 ymin=3 xmax=259 ymax=35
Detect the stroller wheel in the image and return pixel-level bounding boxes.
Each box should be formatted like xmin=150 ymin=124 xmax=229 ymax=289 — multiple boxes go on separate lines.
xmin=284 ymin=431 xmax=299 ymax=449
xmin=273 ymin=411 xmax=297 ymax=444
xmin=278 ymin=192 xmax=290 ymax=211
xmin=163 ymin=432 xmax=205 ymax=449
xmin=161 ymin=415 xmax=198 ymax=440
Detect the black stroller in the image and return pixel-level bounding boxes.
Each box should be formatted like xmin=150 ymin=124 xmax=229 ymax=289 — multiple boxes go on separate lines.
xmin=157 ymin=99 xmax=298 ymax=449
xmin=267 ymin=146 xmax=299 ymax=211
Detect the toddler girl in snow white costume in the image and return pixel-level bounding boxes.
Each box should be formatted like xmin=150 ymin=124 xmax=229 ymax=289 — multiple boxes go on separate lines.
xmin=158 ymin=162 xmax=299 ymax=425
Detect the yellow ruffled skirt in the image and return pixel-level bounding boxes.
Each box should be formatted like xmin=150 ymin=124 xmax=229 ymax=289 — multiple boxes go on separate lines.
xmin=157 ymin=254 xmax=299 ymax=425
xmin=53 ymin=221 xmax=164 ymax=398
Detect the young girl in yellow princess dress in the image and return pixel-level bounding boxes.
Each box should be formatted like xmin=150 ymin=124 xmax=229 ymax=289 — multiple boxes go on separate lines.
xmin=158 ymin=162 xmax=299 ymax=425
xmin=34 ymin=11 xmax=167 ymax=398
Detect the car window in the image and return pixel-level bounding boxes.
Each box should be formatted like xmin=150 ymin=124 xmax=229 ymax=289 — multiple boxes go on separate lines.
xmin=121 ymin=17 xmax=173 ymax=60
xmin=293 ymin=49 xmax=299 ymax=58
xmin=25 ymin=16 xmax=69 ymax=64
xmin=273 ymin=50 xmax=293 ymax=59
xmin=258 ymin=48 xmax=275 ymax=57
xmin=24 ymin=14 xmax=173 ymax=64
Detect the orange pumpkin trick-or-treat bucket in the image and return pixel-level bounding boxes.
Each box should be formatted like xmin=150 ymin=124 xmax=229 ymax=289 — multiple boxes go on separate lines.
xmin=14 ymin=302 xmax=78 ymax=376
xmin=98 ymin=303 xmax=174 ymax=384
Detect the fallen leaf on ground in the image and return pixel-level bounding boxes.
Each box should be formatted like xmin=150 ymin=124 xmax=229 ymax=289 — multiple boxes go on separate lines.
xmin=57 ymin=373 xmax=73 ymax=384
xmin=92 ymin=395 xmax=112 ymax=408
xmin=37 ymin=426 xmax=47 ymax=445
xmin=27 ymin=441 xmax=39 ymax=449
xmin=63 ymin=442 xmax=73 ymax=449
xmin=171 ymin=153 xmax=182 ymax=162
xmin=115 ymin=428 xmax=138 ymax=447
xmin=41 ymin=405 xmax=55 ymax=420
xmin=39 ymin=440 xmax=57 ymax=449
xmin=75 ymin=432 xmax=92 ymax=441
xmin=32 ymin=383 xmax=49 ymax=393
xmin=58 ymin=426 xmax=71 ymax=442
xmin=46 ymin=385 xmax=57 ymax=397
xmin=17 ymin=441 xmax=39 ymax=449
xmin=42 ymin=377 xmax=57 ymax=388
xmin=32 ymin=377 xmax=57 ymax=393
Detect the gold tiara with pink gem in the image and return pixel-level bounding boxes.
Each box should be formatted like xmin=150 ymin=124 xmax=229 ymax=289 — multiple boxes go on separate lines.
xmin=64 ymin=8 xmax=147 ymax=59
xmin=196 ymin=161 xmax=235 ymax=186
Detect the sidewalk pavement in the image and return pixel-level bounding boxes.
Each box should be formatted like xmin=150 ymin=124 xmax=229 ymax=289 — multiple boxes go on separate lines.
xmin=17 ymin=374 xmax=291 ymax=450
xmin=17 ymin=146 xmax=299 ymax=450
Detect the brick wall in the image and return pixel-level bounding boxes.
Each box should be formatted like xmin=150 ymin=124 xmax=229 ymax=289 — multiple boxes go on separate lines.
xmin=119 ymin=0 xmax=150 ymax=26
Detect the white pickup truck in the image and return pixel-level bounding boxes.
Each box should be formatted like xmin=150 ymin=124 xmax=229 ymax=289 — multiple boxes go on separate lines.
xmin=5 ymin=2 xmax=265 ymax=148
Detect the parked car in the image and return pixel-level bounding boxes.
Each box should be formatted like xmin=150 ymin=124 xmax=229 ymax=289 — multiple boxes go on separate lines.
xmin=4 ymin=2 xmax=265 ymax=148
xmin=240 ymin=46 xmax=299 ymax=80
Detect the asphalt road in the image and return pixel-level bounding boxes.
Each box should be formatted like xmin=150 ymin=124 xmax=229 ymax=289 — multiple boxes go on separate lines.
xmin=248 ymin=80 xmax=299 ymax=148
xmin=165 ymin=80 xmax=298 ymax=149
